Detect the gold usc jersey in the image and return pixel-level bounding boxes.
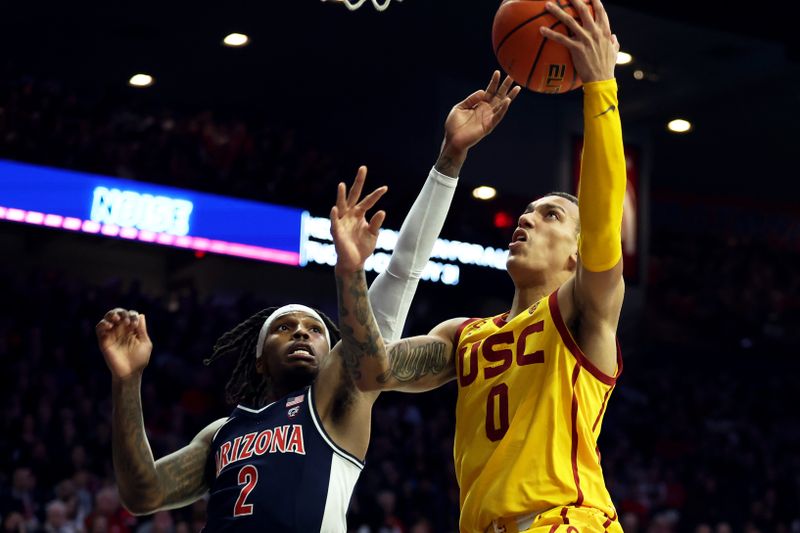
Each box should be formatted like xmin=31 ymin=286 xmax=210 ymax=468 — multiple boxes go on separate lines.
xmin=453 ymin=289 xmax=621 ymax=532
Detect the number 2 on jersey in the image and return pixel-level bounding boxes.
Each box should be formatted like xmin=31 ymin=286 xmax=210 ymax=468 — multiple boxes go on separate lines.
xmin=234 ymin=465 xmax=259 ymax=516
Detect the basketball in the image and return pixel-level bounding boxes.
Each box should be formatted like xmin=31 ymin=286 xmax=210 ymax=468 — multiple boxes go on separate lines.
xmin=492 ymin=0 xmax=594 ymax=94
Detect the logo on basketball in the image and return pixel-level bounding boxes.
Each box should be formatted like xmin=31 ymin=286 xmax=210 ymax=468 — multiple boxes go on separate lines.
xmin=544 ymin=64 xmax=566 ymax=93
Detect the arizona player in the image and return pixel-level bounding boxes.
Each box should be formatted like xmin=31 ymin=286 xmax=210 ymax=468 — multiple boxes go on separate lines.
xmin=342 ymin=0 xmax=626 ymax=531
xmin=96 ymin=72 xmax=520 ymax=532
xmin=96 ymin=168 xmax=387 ymax=531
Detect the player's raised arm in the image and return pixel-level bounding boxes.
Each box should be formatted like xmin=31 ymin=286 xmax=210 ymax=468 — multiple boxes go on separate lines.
xmin=325 ymin=168 xmax=464 ymax=394
xmin=543 ymin=0 xmax=626 ymax=374
xmin=368 ymin=318 xmax=465 ymax=393
xmin=97 ymin=309 xmax=219 ymax=514
xmin=434 ymin=70 xmax=521 ymax=177
xmin=329 ymin=166 xmax=390 ymax=391
xmin=368 ymin=71 xmax=520 ymax=342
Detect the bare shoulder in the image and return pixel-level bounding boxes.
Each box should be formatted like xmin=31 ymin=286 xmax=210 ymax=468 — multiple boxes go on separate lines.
xmin=429 ymin=317 xmax=474 ymax=340
xmin=194 ymin=417 xmax=229 ymax=445
xmin=151 ymin=416 xmax=228 ymax=510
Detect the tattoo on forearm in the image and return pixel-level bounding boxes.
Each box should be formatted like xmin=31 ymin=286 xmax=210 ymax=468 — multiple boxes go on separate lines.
xmin=435 ymin=153 xmax=460 ymax=177
xmin=112 ymin=378 xmax=162 ymax=510
xmin=156 ymin=444 xmax=209 ymax=506
xmin=335 ymin=269 xmax=383 ymax=382
xmin=377 ymin=340 xmax=448 ymax=384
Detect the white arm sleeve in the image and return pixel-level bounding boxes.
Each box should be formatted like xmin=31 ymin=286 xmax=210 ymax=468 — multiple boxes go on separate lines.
xmin=368 ymin=166 xmax=458 ymax=342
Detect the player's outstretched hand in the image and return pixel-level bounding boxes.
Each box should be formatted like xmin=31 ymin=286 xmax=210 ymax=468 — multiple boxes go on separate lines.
xmin=330 ymin=166 xmax=387 ymax=273
xmin=96 ymin=308 xmax=153 ymax=380
xmin=444 ymin=70 xmax=522 ymax=153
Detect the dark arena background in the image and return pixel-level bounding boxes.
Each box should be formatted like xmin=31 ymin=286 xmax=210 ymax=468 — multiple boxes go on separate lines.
xmin=0 ymin=1 xmax=798 ymax=532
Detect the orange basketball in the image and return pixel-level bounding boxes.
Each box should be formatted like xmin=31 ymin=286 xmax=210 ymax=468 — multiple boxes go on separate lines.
xmin=492 ymin=0 xmax=594 ymax=94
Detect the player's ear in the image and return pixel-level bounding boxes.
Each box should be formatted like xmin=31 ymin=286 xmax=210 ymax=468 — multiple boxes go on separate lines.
xmin=568 ymin=239 xmax=579 ymax=272
xmin=255 ymin=355 xmax=266 ymax=375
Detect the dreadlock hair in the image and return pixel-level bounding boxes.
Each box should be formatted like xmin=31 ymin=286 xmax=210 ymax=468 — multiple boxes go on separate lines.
xmin=204 ymin=306 xmax=341 ymax=409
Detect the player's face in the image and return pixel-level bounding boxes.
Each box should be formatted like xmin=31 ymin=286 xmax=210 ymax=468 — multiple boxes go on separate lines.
xmin=506 ymin=195 xmax=579 ymax=282
xmin=257 ymin=312 xmax=330 ymax=385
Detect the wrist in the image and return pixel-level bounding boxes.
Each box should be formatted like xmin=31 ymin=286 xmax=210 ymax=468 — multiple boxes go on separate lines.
xmin=435 ymin=142 xmax=468 ymax=177
xmin=111 ymin=370 xmax=144 ymax=386
xmin=334 ymin=264 xmax=365 ymax=277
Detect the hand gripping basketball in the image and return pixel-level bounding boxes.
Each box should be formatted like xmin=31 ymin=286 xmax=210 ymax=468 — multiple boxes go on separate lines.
xmin=493 ymin=0 xmax=617 ymax=93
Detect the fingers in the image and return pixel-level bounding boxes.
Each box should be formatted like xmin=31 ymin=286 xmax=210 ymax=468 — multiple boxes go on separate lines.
xmin=336 ymin=182 xmax=347 ymax=216
xmin=102 ymin=308 xmax=138 ymax=325
xmin=368 ymin=210 xmax=386 ymax=235
xmin=459 ymin=89 xmax=485 ymax=110
xmin=357 ymin=186 xmax=388 ymax=212
xmin=565 ymin=0 xmax=595 ymax=30
xmin=137 ymin=314 xmax=149 ymax=339
xmin=495 ymin=75 xmax=514 ymax=100
xmin=484 ymin=70 xmax=501 ymax=97
xmin=592 ymin=0 xmax=612 ymax=37
xmin=103 ymin=308 xmax=125 ymax=323
xmin=544 ymin=2 xmax=587 ymax=43
xmin=612 ymin=33 xmax=620 ymax=53
xmin=540 ymin=26 xmax=575 ymax=50
xmin=346 ymin=166 xmax=367 ymax=207
xmin=96 ymin=309 xmax=139 ymax=336
xmin=493 ymin=86 xmax=522 ymax=111
xmin=490 ymin=99 xmax=512 ymax=128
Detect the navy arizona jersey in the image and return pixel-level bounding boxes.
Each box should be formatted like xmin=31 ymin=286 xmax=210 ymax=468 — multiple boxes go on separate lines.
xmin=204 ymin=386 xmax=363 ymax=532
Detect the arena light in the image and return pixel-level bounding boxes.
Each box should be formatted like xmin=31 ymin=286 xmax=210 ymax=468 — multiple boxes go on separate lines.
xmin=472 ymin=186 xmax=497 ymax=201
xmin=223 ymin=33 xmax=249 ymax=47
xmin=633 ymin=69 xmax=645 ymax=80
xmin=616 ymin=51 xmax=633 ymax=65
xmin=128 ymin=74 xmax=154 ymax=88
xmin=667 ymin=119 xmax=693 ymax=134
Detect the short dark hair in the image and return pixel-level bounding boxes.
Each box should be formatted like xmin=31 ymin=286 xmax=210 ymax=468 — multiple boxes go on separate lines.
xmin=537 ymin=192 xmax=580 ymax=234
xmin=204 ymin=306 xmax=341 ymax=408
xmin=542 ymin=191 xmax=578 ymax=205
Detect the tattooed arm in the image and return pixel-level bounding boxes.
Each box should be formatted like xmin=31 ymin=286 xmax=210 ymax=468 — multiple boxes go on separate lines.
xmin=326 ymin=168 xmax=469 ymax=394
xmin=98 ymin=308 xmax=219 ymax=514
xmin=112 ymin=376 xmax=221 ymax=512
xmin=376 ymin=318 xmax=465 ymax=392
xmin=327 ymin=167 xmax=389 ymax=392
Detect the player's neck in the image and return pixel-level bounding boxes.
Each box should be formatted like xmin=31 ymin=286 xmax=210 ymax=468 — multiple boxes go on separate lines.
xmin=268 ymin=375 xmax=314 ymax=403
xmin=509 ymin=275 xmax=568 ymax=319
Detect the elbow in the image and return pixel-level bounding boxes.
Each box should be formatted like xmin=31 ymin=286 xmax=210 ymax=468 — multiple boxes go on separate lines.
xmin=121 ymin=501 xmax=157 ymax=517
xmin=119 ymin=491 xmax=163 ymax=516
xmin=354 ymin=374 xmax=387 ymax=394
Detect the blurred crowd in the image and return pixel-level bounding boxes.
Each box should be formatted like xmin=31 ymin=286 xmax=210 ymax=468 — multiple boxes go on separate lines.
xmin=1 ymin=236 xmax=799 ymax=533
xmin=0 ymin=76 xmax=346 ymax=217
xmin=1 ymin=75 xmax=800 ymax=533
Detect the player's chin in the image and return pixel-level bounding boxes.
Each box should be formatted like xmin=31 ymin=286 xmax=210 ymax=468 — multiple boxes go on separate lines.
xmin=284 ymin=362 xmax=319 ymax=381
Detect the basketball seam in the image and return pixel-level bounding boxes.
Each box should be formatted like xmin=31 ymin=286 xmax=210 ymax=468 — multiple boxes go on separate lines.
xmin=525 ymin=19 xmax=563 ymax=90
xmin=493 ymin=0 xmax=571 ymax=57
